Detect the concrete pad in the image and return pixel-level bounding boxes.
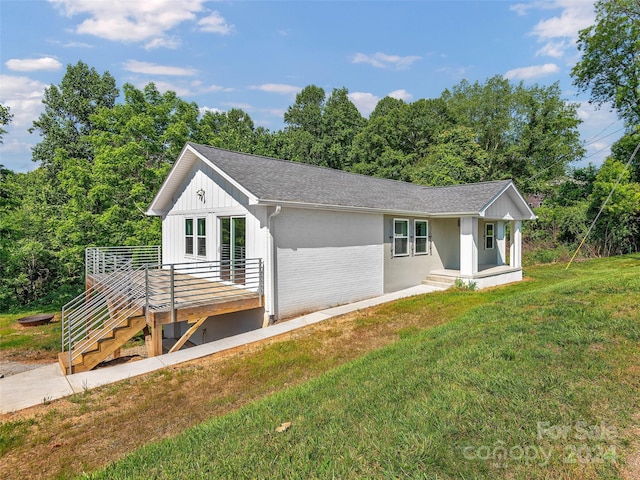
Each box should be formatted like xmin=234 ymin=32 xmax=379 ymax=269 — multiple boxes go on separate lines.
xmin=0 ymin=364 xmax=73 ymax=414
xmin=66 ymin=357 xmax=166 ymax=393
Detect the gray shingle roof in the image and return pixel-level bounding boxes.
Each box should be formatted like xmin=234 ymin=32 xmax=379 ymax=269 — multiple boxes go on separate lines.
xmin=187 ymin=142 xmax=516 ymax=215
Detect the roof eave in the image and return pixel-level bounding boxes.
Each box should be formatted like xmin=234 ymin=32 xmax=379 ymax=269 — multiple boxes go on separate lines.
xmin=257 ymin=199 xmax=483 ymax=217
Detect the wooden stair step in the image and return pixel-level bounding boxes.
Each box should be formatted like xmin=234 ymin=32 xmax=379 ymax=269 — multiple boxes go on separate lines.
xmin=60 ymin=315 xmax=147 ymax=374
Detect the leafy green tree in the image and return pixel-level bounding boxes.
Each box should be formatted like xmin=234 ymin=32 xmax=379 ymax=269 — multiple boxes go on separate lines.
xmin=0 ymin=104 xmax=13 ymax=143
xmin=441 ymin=76 xmax=584 ymax=191
xmin=30 ymin=61 xmax=118 ymax=171
xmin=551 ymin=165 xmax=598 ymax=206
xmin=610 ymin=130 xmax=640 ymax=181
xmin=411 ymin=126 xmax=489 ymax=185
xmin=572 ymin=0 xmax=640 ymax=126
xmin=312 ymin=87 xmax=364 ymax=169
xmin=0 ymin=168 xmax=65 ymax=308
xmin=198 ymin=108 xmax=276 ymax=155
xmin=87 ymin=83 xmax=200 ymax=246
xmin=282 ymin=85 xmax=326 ymax=163
xmin=588 ymin=157 xmax=640 ymax=255
xmin=349 ymin=97 xmax=452 ymax=180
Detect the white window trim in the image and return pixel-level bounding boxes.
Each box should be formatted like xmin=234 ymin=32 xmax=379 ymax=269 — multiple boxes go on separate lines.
xmin=393 ymin=218 xmax=410 ymax=257
xmin=196 ymin=217 xmax=207 ymax=257
xmin=485 ymin=222 xmax=495 ymax=250
xmin=185 ymin=217 xmax=207 ymax=258
xmin=185 ymin=218 xmax=194 ymax=256
xmin=414 ymin=219 xmax=429 ymax=255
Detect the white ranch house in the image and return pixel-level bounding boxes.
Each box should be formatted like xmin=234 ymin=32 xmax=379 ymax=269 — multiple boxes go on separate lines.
xmin=58 ymin=142 xmax=535 ymax=374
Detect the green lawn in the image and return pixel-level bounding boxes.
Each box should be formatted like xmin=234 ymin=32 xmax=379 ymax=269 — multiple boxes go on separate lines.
xmin=87 ymin=255 xmax=640 ymax=479
xmin=0 ymin=310 xmax=61 ymax=354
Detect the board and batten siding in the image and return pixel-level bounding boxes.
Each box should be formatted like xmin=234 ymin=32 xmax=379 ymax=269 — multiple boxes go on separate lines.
xmin=273 ymin=208 xmax=384 ymax=319
xmin=160 ymin=159 xmax=268 ymax=279
xmin=483 ymin=188 xmax=528 ymax=219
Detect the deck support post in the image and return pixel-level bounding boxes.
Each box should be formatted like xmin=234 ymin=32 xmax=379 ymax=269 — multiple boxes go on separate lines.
xmin=150 ymin=319 xmax=162 ymax=357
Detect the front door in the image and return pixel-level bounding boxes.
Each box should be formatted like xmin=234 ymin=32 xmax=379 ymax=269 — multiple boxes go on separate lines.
xmin=220 ymin=217 xmax=246 ymax=283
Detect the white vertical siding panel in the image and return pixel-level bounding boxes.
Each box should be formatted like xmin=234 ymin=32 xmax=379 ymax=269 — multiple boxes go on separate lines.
xmin=484 ymin=190 xmax=527 ymax=219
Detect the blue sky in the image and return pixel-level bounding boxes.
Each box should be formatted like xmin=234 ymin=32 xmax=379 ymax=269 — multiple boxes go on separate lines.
xmin=0 ymin=0 xmax=626 ymax=172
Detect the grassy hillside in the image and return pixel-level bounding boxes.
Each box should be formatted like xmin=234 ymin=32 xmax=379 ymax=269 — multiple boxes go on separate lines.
xmin=84 ymin=255 xmax=640 ymax=479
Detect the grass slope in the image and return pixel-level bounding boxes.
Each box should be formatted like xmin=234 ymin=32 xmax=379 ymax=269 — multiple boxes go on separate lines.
xmin=87 ymin=255 xmax=640 ymax=479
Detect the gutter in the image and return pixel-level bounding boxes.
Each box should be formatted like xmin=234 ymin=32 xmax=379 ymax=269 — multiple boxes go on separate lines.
xmin=266 ymin=205 xmax=281 ymax=324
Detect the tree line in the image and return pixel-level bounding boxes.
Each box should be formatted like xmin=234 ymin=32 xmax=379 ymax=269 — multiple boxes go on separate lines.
xmin=0 ymin=0 xmax=638 ymax=310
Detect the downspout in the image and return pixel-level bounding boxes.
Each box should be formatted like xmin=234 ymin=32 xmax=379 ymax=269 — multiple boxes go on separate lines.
xmin=266 ymin=205 xmax=281 ymax=325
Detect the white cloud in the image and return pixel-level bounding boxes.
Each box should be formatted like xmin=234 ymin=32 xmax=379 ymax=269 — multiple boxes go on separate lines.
xmin=49 ymin=0 xmax=207 ymax=47
xmin=197 ymin=11 xmax=233 ymax=34
xmin=63 ymin=41 xmax=93 ymax=48
xmin=0 ymin=75 xmax=47 ymax=127
xmin=144 ymin=80 xmax=192 ymax=97
xmin=531 ymin=1 xmax=594 ymax=40
xmin=351 ymin=52 xmax=421 ymax=70
xmin=191 ymin=81 xmax=234 ymax=93
xmin=144 ymin=36 xmax=181 ymax=50
xmin=504 ymin=63 xmax=560 ymax=80
xmin=220 ymin=101 xmax=254 ymax=111
xmin=526 ymin=1 xmax=595 ymax=59
xmin=199 ymin=105 xmax=224 ymax=116
xmin=576 ymin=101 xmax=624 ymax=166
xmin=5 ymin=57 xmax=62 ymax=72
xmin=0 ymin=138 xmax=33 ymax=154
xmin=123 ymin=60 xmax=196 ymax=76
xmin=388 ymin=89 xmax=413 ymax=102
xmin=249 ymin=83 xmax=301 ymax=95
xmin=535 ymin=40 xmax=571 ymax=58
xmin=436 ymin=65 xmax=473 ymax=78
xmin=510 ymin=2 xmax=536 ymax=16
xmin=348 ymin=92 xmax=380 ymax=117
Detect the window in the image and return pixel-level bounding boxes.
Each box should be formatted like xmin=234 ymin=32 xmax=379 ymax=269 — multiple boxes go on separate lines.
xmin=185 ymin=219 xmax=194 ymax=255
xmin=393 ymin=219 xmax=409 ymax=256
xmin=415 ymin=220 xmax=429 ymax=255
xmin=485 ymin=223 xmax=494 ymax=249
xmin=197 ymin=218 xmax=206 ymax=256
xmin=185 ymin=218 xmax=206 ymax=257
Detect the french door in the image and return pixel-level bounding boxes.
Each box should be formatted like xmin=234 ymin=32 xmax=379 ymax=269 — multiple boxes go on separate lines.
xmin=220 ymin=217 xmax=246 ymax=283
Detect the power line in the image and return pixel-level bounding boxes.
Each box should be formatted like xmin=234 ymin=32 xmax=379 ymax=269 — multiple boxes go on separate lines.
xmin=566 ymin=138 xmax=640 ymax=270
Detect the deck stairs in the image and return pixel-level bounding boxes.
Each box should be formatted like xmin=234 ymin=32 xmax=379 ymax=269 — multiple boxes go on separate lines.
xmin=60 ymin=246 xmax=265 ymax=374
xmin=422 ymin=273 xmax=457 ymax=289
xmin=59 ymin=247 xmax=159 ymax=374
xmin=58 ymin=315 xmax=147 ymax=373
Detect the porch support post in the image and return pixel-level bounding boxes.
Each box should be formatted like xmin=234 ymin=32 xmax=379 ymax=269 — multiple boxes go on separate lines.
xmin=460 ymin=216 xmax=478 ymax=277
xmin=496 ymin=221 xmax=506 ymax=266
xmin=510 ymin=220 xmax=522 ymax=268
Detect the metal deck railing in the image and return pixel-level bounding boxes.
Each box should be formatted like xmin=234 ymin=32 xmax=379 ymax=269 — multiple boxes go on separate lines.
xmin=62 ymin=246 xmax=263 ymax=373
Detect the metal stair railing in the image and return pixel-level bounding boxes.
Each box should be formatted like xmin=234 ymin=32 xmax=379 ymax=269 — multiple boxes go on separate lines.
xmin=62 ymin=246 xmax=265 ymax=374
xmin=86 ymin=245 xmax=161 ymax=279
xmin=61 ymin=246 xmax=161 ymax=374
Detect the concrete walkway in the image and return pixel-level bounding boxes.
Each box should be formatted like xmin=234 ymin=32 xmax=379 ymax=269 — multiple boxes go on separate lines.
xmin=0 ymin=285 xmax=440 ymax=414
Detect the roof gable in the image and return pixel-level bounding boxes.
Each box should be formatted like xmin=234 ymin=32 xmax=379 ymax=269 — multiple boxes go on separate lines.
xmin=149 ymin=142 xmax=536 ymax=219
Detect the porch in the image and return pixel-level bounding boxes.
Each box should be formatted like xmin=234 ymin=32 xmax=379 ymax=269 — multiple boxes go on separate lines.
xmin=425 ymin=264 xmax=523 ymax=289
xmin=60 ymin=246 xmax=264 ymax=374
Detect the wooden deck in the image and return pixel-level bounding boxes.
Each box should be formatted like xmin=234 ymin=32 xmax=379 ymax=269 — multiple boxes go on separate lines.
xmin=87 ymin=270 xmax=263 ymax=325
xmin=87 ymin=268 xmax=264 ymax=356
